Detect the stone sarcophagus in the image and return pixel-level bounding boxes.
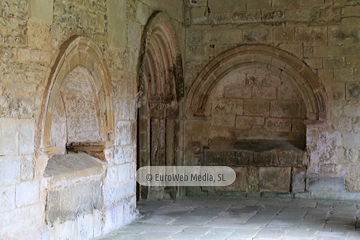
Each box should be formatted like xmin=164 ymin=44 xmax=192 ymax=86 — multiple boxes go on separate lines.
xmin=203 ymin=140 xmax=307 ymax=194
xmin=43 ymin=154 xmax=105 ymax=226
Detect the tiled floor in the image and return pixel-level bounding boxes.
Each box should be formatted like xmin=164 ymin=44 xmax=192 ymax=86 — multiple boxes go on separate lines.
xmin=97 ymin=197 xmax=360 ymax=240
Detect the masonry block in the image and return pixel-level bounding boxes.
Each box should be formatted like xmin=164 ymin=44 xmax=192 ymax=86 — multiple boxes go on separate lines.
xmin=215 ymin=167 xmax=248 ymax=192
xmin=224 ymin=85 xmax=252 ymax=99
xmin=252 ymin=86 xmax=277 ymax=99
xmin=346 ymin=82 xmax=360 ymax=100
xmin=30 ymin=0 xmax=53 ymax=24
xmin=16 ymin=180 xmax=39 ymax=207
xmin=208 ymin=0 xmax=246 ymax=12
xmin=243 ymin=28 xmax=272 ymax=43
xmin=244 ymin=100 xmax=269 ymax=116
xmin=103 ymin=205 xmax=125 ymax=234
xmin=0 ymin=157 xmax=20 ymax=186
xmin=307 ymin=177 xmax=346 ymax=193
xmin=19 ymin=119 xmax=35 ymax=154
xmin=265 ymin=118 xmax=291 ymax=132
xmin=295 ymin=27 xmax=327 ymax=44
xmin=77 ymin=213 xmax=94 ymax=240
xmin=259 ymin=167 xmax=291 ymax=192
xmin=205 ymin=150 xmax=252 ymax=166
xmin=0 ymin=185 xmax=15 ymax=212
xmin=272 ymin=0 xmax=297 ymax=8
xmin=273 ymin=27 xmax=295 ymax=42
xmin=46 ymin=180 xmax=103 ymax=225
xmin=116 ymin=121 xmax=133 ymax=146
xmin=246 ymin=0 xmax=271 ymax=10
xmin=0 ymin=119 xmax=18 ymax=155
xmin=335 ymin=68 xmax=354 ymax=82
xmin=114 ymin=146 xmax=136 ymax=165
xmin=270 ymin=101 xmax=301 ymax=118
xmin=236 ymin=116 xmax=255 ymax=130
xmin=212 ymin=115 xmax=236 ymax=127
xmin=248 ymin=166 xmax=260 ymax=192
xmin=212 ymin=99 xmax=243 ymax=115
xmin=292 ymin=167 xmax=306 ymax=193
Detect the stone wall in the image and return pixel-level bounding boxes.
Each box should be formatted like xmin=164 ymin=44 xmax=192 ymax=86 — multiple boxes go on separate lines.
xmin=4 ymin=0 xmax=360 ymax=237
xmin=0 ymin=0 xmax=184 ymax=239
xmin=184 ymin=0 xmax=360 ymax=199
xmin=207 ymin=67 xmax=306 ymax=144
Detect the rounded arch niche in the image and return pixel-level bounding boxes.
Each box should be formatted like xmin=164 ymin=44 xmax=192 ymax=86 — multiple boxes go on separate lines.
xmin=38 ymin=36 xmax=114 ymax=161
xmin=137 ymin=12 xmax=184 ymax=200
xmin=187 ymin=45 xmax=328 ymax=122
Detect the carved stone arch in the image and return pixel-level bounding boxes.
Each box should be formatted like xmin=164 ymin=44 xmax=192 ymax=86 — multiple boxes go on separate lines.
xmin=187 ymin=45 xmax=329 ymax=121
xmin=137 ymin=11 xmax=184 ymax=102
xmin=37 ymin=36 xmax=114 ymax=160
xmin=136 ymin=12 xmax=184 ymax=200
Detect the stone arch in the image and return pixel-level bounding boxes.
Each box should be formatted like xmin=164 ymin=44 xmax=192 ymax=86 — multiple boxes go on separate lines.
xmin=187 ymin=45 xmax=328 ymax=121
xmin=136 ymin=12 xmax=184 ymax=200
xmin=138 ymin=11 xmax=184 ymax=102
xmin=37 ymin=36 xmax=114 ymax=160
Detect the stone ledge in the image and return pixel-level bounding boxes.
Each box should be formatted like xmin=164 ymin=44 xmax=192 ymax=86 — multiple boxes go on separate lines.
xmin=66 ymin=141 xmax=114 ymax=161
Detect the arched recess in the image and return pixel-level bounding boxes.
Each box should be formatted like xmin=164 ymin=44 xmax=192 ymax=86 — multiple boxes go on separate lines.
xmin=137 ymin=12 xmax=184 ymax=200
xmin=185 ymin=44 xmax=330 ymax=195
xmin=37 ymin=36 xmax=114 ymax=162
xmin=187 ymin=45 xmax=328 ymax=121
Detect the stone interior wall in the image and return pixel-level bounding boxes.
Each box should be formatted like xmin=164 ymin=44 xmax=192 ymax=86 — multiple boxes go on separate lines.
xmin=3 ymin=0 xmax=360 ymax=238
xmin=51 ymin=67 xmax=101 ymax=148
xmin=184 ymin=0 xmax=360 ymax=200
xmin=207 ymin=67 xmax=306 ymax=145
xmin=0 ymin=0 xmax=183 ymax=239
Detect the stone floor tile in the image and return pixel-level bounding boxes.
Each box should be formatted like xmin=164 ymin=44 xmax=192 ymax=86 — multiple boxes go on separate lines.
xmin=324 ymin=223 xmax=355 ymax=231
xmin=205 ymin=218 xmax=249 ymax=228
xmin=297 ymin=219 xmax=326 ymax=229
xmin=170 ymin=215 xmax=215 ymax=226
xmin=181 ymin=226 xmax=212 ymax=234
xmin=96 ymin=198 xmax=360 ymax=240
xmin=315 ymin=230 xmax=349 ymax=237
xmin=133 ymin=232 xmax=173 ymax=240
xmin=266 ymin=218 xmax=301 ymax=228
xmin=254 ymin=228 xmax=286 ymax=239
xmin=199 ymin=228 xmax=236 ymax=239
xmin=136 ymin=214 xmax=176 ymax=224
xmin=148 ymin=225 xmax=185 ymax=233
xmin=316 ymin=201 xmax=335 ymax=208
xmin=170 ymin=233 xmax=202 ymax=240
xmin=294 ymin=200 xmax=317 ymax=208
xmin=282 ymin=228 xmax=318 ymax=239
xmin=226 ymin=227 xmax=261 ymax=239
xmin=348 ymin=230 xmax=360 ymax=240
xmin=115 ymin=225 xmax=154 ymax=233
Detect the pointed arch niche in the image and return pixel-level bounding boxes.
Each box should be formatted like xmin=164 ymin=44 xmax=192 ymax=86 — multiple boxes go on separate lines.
xmin=36 ymin=36 xmax=115 ymax=227
xmin=37 ymin=36 xmax=114 ymax=164
xmin=137 ymin=12 xmax=184 ymax=200
xmin=185 ymin=45 xmax=329 ymax=195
